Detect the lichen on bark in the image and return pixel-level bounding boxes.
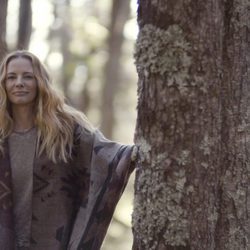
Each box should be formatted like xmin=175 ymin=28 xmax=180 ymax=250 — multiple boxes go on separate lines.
xmin=135 ymin=24 xmax=192 ymax=87
xmin=133 ymin=149 xmax=189 ymax=249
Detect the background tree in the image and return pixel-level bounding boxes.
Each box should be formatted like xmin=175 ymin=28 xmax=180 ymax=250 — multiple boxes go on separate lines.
xmin=17 ymin=0 xmax=32 ymax=49
xmin=0 ymin=0 xmax=8 ymax=61
xmin=100 ymin=0 xmax=131 ymax=138
xmin=48 ymin=0 xmax=72 ymax=98
xmin=133 ymin=0 xmax=249 ymax=249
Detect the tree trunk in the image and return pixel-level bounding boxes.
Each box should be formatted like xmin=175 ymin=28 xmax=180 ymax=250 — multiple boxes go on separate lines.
xmin=0 ymin=0 xmax=8 ymax=61
xmin=100 ymin=0 xmax=131 ymax=138
xmin=48 ymin=0 xmax=72 ymax=98
xmin=132 ymin=1 xmax=249 ymax=250
xmin=17 ymin=0 xmax=32 ymax=50
xmin=60 ymin=0 xmax=72 ymax=98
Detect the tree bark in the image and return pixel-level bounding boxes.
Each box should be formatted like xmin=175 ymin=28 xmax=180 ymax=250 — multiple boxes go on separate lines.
xmin=0 ymin=0 xmax=8 ymax=61
xmin=100 ymin=0 xmax=131 ymax=138
xmin=17 ymin=0 xmax=32 ymax=50
xmin=133 ymin=1 xmax=250 ymax=250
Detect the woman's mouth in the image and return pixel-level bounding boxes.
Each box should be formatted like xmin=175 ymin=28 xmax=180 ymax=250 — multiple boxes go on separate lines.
xmin=13 ymin=91 xmax=28 ymax=96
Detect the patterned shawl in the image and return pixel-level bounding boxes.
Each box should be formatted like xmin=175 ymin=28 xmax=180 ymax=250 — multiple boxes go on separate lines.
xmin=0 ymin=127 xmax=135 ymax=250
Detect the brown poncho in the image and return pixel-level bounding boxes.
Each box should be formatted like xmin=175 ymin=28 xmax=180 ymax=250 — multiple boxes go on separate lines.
xmin=0 ymin=126 xmax=134 ymax=249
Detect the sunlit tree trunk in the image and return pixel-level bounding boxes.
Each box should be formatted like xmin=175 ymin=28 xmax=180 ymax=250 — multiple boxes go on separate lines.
xmin=133 ymin=1 xmax=250 ymax=249
xmin=17 ymin=0 xmax=32 ymax=50
xmin=0 ymin=0 xmax=8 ymax=61
xmin=100 ymin=0 xmax=131 ymax=138
xmin=80 ymin=72 xmax=91 ymax=114
xmin=48 ymin=0 xmax=72 ymax=98
xmin=60 ymin=0 xmax=72 ymax=98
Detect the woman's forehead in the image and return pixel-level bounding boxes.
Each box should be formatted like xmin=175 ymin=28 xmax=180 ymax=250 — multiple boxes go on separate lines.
xmin=7 ymin=57 xmax=33 ymax=73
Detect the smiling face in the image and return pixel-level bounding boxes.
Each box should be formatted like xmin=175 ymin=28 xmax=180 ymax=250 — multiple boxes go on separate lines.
xmin=5 ymin=57 xmax=38 ymax=109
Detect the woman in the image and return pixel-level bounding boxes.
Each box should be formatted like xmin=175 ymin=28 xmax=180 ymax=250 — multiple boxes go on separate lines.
xmin=0 ymin=50 xmax=135 ymax=250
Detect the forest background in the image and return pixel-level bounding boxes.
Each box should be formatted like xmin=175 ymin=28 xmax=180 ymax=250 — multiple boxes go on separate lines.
xmin=1 ymin=0 xmax=138 ymax=249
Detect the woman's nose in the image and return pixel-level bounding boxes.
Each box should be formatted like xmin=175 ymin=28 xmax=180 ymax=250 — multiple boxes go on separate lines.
xmin=15 ymin=76 xmax=24 ymax=87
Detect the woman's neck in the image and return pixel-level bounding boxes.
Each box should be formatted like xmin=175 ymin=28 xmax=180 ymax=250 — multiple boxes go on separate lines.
xmin=12 ymin=105 xmax=35 ymax=132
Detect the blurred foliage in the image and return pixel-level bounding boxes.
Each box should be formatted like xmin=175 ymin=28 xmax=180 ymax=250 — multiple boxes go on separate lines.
xmin=6 ymin=0 xmax=138 ymax=249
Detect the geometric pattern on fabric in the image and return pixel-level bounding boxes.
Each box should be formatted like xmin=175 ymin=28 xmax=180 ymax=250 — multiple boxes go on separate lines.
xmin=0 ymin=180 xmax=11 ymax=200
xmin=78 ymin=237 xmax=95 ymax=250
xmin=0 ymin=171 xmax=12 ymax=210
xmin=93 ymin=145 xmax=104 ymax=154
xmin=33 ymin=174 xmax=50 ymax=193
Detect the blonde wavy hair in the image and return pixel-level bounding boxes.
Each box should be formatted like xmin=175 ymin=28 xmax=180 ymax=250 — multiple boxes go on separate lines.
xmin=0 ymin=50 xmax=93 ymax=163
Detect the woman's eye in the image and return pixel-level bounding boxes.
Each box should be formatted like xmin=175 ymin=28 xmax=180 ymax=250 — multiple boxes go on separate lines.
xmin=24 ymin=75 xmax=34 ymax=79
xmin=7 ymin=76 xmax=15 ymax=80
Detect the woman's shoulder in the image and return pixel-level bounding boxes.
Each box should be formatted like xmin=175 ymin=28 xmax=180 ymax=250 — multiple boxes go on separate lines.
xmin=73 ymin=123 xmax=94 ymax=143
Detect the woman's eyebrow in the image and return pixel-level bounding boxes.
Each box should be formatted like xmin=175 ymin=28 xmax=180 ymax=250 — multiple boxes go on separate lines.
xmin=7 ymin=71 xmax=33 ymax=75
xmin=6 ymin=72 xmax=16 ymax=75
